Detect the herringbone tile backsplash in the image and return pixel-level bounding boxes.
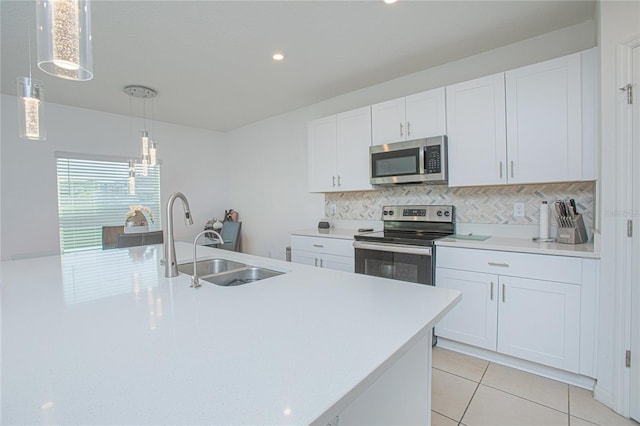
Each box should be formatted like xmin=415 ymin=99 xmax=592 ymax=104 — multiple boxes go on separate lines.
xmin=325 ymin=182 xmax=595 ymax=229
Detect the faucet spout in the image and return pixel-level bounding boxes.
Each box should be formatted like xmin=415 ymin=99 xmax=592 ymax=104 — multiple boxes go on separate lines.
xmin=190 ymin=230 xmax=224 ymax=288
xmin=165 ymin=192 xmax=193 ymax=278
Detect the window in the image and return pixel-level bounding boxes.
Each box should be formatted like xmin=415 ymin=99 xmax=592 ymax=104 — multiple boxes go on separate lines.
xmin=56 ymin=152 xmax=161 ymax=253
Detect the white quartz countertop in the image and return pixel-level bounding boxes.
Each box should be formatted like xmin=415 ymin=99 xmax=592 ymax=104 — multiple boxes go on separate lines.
xmin=1 ymin=242 xmax=460 ymax=425
xmin=436 ymin=235 xmax=599 ymax=259
xmin=290 ymin=228 xmax=375 ymax=240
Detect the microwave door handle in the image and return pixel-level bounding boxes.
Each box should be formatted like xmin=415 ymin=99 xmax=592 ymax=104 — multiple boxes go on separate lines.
xmin=419 ymin=146 xmax=426 ymax=174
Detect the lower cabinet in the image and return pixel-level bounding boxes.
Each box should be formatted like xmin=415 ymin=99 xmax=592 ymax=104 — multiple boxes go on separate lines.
xmin=291 ymin=235 xmax=354 ymax=273
xmin=435 ymin=246 xmax=595 ymax=375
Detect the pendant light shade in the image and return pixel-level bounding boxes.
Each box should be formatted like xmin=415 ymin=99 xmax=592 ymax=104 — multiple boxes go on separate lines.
xmin=17 ymin=77 xmax=46 ymax=140
xmin=128 ymin=159 xmax=136 ymax=195
xmin=36 ymin=0 xmax=93 ymax=81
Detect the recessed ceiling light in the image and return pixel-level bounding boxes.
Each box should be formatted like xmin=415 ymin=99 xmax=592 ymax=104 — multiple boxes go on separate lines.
xmin=272 ymin=52 xmax=285 ymax=61
xmin=384 ymin=0 xmax=398 ymax=4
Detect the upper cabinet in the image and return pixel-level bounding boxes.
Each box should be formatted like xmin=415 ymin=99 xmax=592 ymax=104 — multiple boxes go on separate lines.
xmin=308 ymin=106 xmax=373 ymax=193
xmin=371 ymin=87 xmax=446 ymax=145
xmin=446 ymin=49 xmax=596 ymax=187
xmin=446 ymin=73 xmax=507 ymax=187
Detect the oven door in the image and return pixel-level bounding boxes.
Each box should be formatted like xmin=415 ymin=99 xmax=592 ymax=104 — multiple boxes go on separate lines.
xmin=353 ymin=241 xmax=433 ymax=285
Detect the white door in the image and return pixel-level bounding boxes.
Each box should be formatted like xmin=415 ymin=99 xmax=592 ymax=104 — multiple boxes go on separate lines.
xmin=405 ymin=87 xmax=446 ymax=140
xmin=446 ymin=73 xmax=507 ymax=187
xmin=505 ymin=53 xmax=582 ymax=184
xmin=434 ymin=268 xmax=498 ymax=351
xmin=630 ymin=45 xmax=640 ymax=423
xmin=308 ymin=115 xmax=337 ymax=192
xmin=321 ymin=253 xmax=355 ymax=273
xmin=291 ymin=250 xmax=318 ymax=267
xmin=336 ymin=106 xmax=373 ymax=192
xmin=371 ymin=97 xmax=406 ymax=145
xmin=497 ymin=276 xmax=581 ymax=373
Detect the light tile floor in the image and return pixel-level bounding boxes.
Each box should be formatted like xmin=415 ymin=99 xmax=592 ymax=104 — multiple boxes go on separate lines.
xmin=432 ymin=346 xmax=639 ymax=426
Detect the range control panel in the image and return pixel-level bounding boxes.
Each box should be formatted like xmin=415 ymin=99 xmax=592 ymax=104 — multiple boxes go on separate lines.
xmin=382 ymin=205 xmax=454 ymax=222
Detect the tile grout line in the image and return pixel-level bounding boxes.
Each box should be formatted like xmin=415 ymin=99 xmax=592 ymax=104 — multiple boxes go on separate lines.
xmin=457 ymin=360 xmax=491 ymax=425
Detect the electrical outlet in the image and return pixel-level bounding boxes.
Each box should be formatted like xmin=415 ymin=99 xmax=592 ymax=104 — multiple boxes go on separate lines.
xmin=513 ymin=202 xmax=525 ymax=217
xmin=330 ymin=204 xmax=337 ymax=215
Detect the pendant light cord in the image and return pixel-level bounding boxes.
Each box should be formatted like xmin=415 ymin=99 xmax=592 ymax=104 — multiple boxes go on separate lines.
xmin=27 ymin=12 xmax=33 ymax=80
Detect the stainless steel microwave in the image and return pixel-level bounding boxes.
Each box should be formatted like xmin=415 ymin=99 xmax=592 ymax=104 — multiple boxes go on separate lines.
xmin=369 ymin=136 xmax=448 ymax=185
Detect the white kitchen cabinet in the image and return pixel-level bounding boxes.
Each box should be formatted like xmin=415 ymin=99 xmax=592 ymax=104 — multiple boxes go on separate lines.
xmin=498 ymin=276 xmax=580 ymax=372
xmin=446 ymin=73 xmax=507 ymax=187
xmin=446 ymin=49 xmax=596 ymax=187
xmin=308 ymin=106 xmax=373 ymax=193
xmin=435 ymin=246 xmax=592 ymax=375
xmin=371 ymin=87 xmax=446 ymax=145
xmin=308 ymin=115 xmax=337 ymax=192
xmin=505 ymin=53 xmax=584 ymax=184
xmin=291 ymin=235 xmax=354 ymax=273
xmin=435 ymin=268 xmax=498 ymax=351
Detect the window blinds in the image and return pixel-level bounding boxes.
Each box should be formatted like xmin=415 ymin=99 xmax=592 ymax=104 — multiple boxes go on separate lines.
xmin=56 ymin=152 xmax=162 ymax=253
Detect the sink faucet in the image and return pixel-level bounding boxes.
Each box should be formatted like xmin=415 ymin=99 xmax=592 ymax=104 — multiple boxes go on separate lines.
xmin=164 ymin=192 xmax=194 ymax=278
xmin=190 ymin=229 xmax=225 ymax=288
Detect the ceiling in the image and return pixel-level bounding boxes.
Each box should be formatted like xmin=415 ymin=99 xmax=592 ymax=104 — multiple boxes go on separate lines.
xmin=1 ymin=1 xmax=596 ymax=132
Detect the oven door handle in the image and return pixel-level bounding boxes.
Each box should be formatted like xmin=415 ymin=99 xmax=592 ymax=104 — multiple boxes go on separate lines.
xmin=353 ymin=241 xmax=432 ymax=256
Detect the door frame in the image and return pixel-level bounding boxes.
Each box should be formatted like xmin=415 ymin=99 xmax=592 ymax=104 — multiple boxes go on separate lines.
xmin=612 ymin=34 xmax=640 ymax=420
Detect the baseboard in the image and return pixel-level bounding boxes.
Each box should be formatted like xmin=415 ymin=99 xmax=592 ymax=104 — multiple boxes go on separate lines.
xmin=437 ymin=338 xmax=596 ymax=390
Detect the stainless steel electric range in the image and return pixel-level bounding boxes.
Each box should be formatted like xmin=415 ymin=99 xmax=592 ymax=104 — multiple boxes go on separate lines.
xmin=354 ymin=205 xmax=455 ymax=285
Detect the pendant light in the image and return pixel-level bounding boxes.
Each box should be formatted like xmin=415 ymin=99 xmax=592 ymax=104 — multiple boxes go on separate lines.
xmin=18 ymin=16 xmax=46 ymax=141
xmin=124 ymin=85 xmax=157 ymax=177
xmin=36 ymin=0 xmax=93 ymax=81
xmin=128 ymin=159 xmax=136 ymax=195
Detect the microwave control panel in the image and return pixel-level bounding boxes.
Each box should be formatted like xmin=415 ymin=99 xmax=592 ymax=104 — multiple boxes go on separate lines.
xmin=424 ymin=144 xmax=442 ymax=174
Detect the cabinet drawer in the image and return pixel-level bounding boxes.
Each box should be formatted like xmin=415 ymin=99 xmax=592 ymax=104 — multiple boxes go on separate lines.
xmin=436 ymin=246 xmax=582 ymax=284
xmin=291 ymin=235 xmax=354 ymax=258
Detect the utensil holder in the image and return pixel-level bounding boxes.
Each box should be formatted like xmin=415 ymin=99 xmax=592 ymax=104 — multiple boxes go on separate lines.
xmin=555 ymin=213 xmax=588 ymax=244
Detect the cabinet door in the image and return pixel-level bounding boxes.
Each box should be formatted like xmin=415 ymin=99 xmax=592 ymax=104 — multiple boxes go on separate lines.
xmin=291 ymin=250 xmax=319 ymax=267
xmin=321 ymin=253 xmax=355 ymax=273
xmin=435 ymin=268 xmax=498 ymax=351
xmin=308 ymin=115 xmax=337 ymax=192
xmin=337 ymin=106 xmax=373 ymax=192
xmin=506 ymin=53 xmax=582 ymax=183
xmin=405 ymin=87 xmax=446 ymax=140
xmin=371 ymin=97 xmax=406 ymax=145
xmin=497 ymin=276 xmax=580 ymax=372
xmin=446 ymin=73 xmax=507 ymax=187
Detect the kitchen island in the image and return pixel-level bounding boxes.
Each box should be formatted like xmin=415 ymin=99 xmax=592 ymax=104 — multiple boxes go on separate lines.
xmin=1 ymin=242 xmax=460 ymax=425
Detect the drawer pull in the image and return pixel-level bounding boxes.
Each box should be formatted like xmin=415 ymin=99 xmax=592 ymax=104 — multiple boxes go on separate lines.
xmin=313 ymin=244 xmax=324 ymax=248
xmin=488 ymin=262 xmax=509 ymax=267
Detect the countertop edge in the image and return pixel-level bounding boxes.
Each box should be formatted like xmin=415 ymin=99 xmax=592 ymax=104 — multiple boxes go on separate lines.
xmin=435 ymin=237 xmax=600 ymax=259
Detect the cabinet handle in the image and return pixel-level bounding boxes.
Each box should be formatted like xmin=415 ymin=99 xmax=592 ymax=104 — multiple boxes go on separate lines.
xmin=499 ymin=161 xmax=503 ymax=179
xmin=337 ymin=175 xmax=341 ymax=187
xmin=407 ymin=121 xmax=411 ymax=137
xmin=510 ymin=160 xmax=514 ymax=178
xmin=502 ymin=284 xmax=506 ymax=303
xmin=320 ymin=259 xmax=324 ymax=268
xmin=313 ymin=244 xmax=324 ymax=248
xmin=399 ymin=122 xmax=404 ymax=137
xmin=488 ymin=262 xmax=509 ymax=267
xmin=332 ymin=176 xmax=336 ymax=187
xmin=490 ymin=282 xmax=494 ymax=300
xmin=314 ymin=258 xmax=318 ymax=267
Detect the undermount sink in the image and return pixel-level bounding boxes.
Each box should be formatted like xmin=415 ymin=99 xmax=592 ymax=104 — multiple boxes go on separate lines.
xmin=177 ymin=259 xmax=247 ymax=276
xmin=202 ymin=267 xmax=284 ymax=287
xmin=176 ymin=259 xmax=284 ymax=287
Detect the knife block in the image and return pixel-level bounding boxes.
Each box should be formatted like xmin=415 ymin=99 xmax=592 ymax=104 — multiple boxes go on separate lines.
xmin=555 ymin=213 xmax=589 ymax=244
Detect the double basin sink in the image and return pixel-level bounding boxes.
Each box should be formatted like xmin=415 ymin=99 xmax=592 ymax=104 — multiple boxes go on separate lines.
xmin=177 ymin=258 xmax=284 ymax=287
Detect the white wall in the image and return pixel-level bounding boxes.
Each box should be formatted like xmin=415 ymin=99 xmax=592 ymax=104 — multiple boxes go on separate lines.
xmin=225 ymin=21 xmax=596 ymax=260
xmin=595 ymin=0 xmax=640 ymax=414
xmin=0 ymin=95 xmax=227 ymax=261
